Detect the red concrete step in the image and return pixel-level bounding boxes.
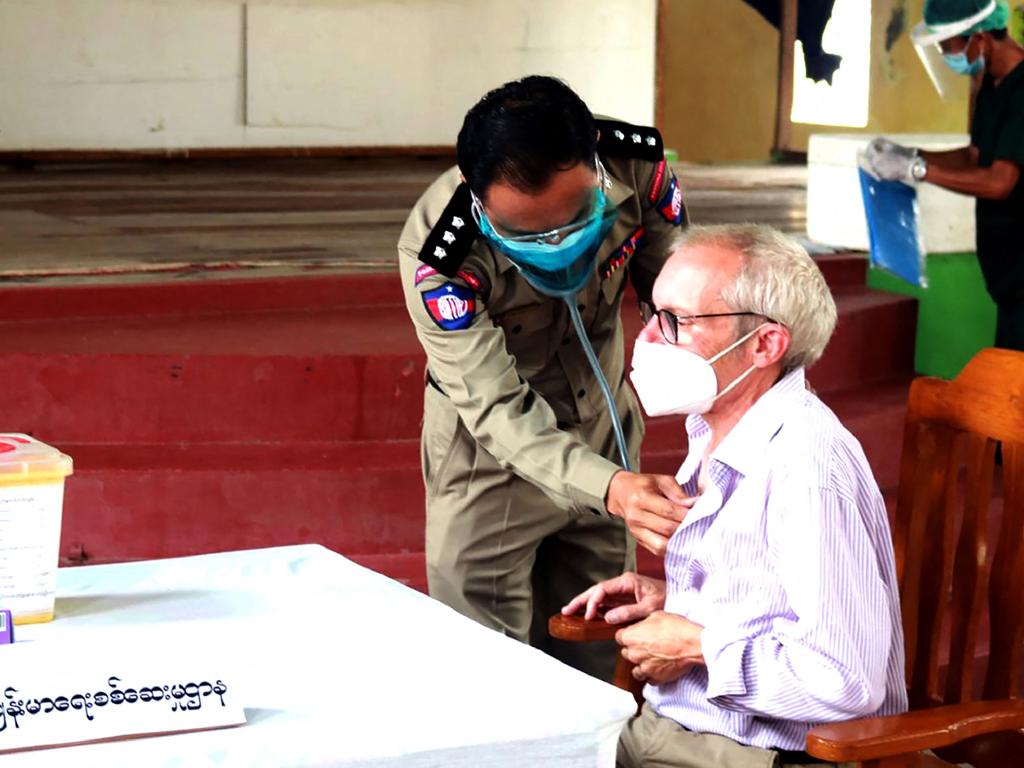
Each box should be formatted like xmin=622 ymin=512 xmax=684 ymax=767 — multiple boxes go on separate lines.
xmin=0 ymin=273 xmax=405 ymax=319
xmin=0 ymin=280 xmax=911 ymax=445
xmin=810 ymin=252 xmax=868 ymax=288
xmin=58 ymin=440 xmax=424 ymax=566
xmin=0 ymin=253 xmax=863 ymax=321
xmin=56 ymin=437 xmax=691 ymax=566
xmin=806 ymin=286 xmax=917 ymax=393
xmin=3 ymin=266 xmax=912 ymax=592
xmin=0 ymin=349 xmax=426 ymax=443
xmin=56 ymin=376 xmax=908 ymax=588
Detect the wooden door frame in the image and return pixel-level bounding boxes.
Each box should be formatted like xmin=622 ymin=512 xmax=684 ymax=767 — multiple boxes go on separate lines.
xmin=773 ymin=0 xmax=799 ymax=153
xmin=654 ymin=0 xmax=799 ymax=153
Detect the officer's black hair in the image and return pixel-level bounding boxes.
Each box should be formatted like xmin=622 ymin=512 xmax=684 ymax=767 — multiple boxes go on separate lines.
xmin=457 ymin=76 xmax=597 ymax=199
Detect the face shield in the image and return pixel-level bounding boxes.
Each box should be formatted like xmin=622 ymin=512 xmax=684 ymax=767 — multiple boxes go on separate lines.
xmin=911 ymin=0 xmax=996 ymax=98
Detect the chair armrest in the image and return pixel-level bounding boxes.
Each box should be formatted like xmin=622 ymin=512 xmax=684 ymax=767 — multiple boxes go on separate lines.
xmin=806 ymin=699 xmax=1024 ymax=762
xmin=548 ymin=613 xmax=623 ymax=642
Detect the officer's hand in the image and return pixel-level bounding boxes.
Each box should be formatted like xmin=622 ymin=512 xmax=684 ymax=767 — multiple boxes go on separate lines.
xmin=866 ymin=137 xmax=918 ymax=182
xmin=605 ymin=471 xmax=693 ymax=556
xmin=561 ymin=571 xmax=667 ymax=623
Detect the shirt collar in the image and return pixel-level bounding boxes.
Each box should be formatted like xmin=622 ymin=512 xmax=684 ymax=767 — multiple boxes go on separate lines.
xmin=711 ymin=367 xmax=807 ymax=476
xmin=678 ymin=367 xmax=807 ymax=482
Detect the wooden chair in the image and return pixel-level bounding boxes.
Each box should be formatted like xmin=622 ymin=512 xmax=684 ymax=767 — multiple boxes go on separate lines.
xmin=552 ymin=349 xmax=1024 ymax=767
xmin=806 ymin=347 xmax=1024 ymax=766
xmin=548 ymin=612 xmax=644 ymax=710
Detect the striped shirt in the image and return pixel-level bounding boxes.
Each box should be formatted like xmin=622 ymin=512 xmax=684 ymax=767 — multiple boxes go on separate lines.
xmin=645 ymin=367 xmax=908 ymax=751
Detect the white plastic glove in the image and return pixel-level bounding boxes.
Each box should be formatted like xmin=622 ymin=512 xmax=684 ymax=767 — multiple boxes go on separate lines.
xmin=866 ymin=137 xmax=919 ymax=182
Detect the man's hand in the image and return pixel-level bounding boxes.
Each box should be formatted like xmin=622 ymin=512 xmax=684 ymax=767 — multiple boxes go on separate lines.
xmin=561 ymin=571 xmax=667 ymax=623
xmin=616 ymin=611 xmax=706 ymax=685
xmin=606 ymin=471 xmax=693 ymax=556
xmin=866 ymin=137 xmax=920 ymax=182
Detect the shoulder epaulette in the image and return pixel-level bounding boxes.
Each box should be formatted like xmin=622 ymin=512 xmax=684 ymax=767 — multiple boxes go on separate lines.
xmin=596 ymin=118 xmax=664 ymax=162
xmin=418 ymin=183 xmax=479 ymax=277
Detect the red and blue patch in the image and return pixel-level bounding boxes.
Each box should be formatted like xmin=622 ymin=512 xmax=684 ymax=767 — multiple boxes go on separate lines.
xmin=602 ymin=226 xmax=645 ymax=279
xmin=422 ymin=282 xmax=476 ymax=331
xmin=656 ymin=175 xmax=684 ymax=226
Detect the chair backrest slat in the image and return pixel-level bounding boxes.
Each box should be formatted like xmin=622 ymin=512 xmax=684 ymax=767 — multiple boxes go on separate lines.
xmin=984 ymin=439 xmax=1024 ymax=700
xmin=907 ymin=422 xmax=959 ymax=706
xmin=896 ymin=349 xmax=1024 ymax=708
xmin=944 ymin=433 xmax=997 ymax=704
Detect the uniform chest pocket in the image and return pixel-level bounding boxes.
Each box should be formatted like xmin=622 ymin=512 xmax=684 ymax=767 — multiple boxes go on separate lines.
xmin=493 ymin=302 xmax=556 ymax=374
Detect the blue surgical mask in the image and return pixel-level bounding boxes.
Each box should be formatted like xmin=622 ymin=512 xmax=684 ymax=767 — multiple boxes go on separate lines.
xmin=943 ymin=51 xmax=985 ymax=75
xmin=473 ymin=184 xmax=618 ymax=297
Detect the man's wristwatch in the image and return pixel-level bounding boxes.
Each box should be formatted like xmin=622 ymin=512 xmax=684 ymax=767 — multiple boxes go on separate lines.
xmin=910 ymin=156 xmax=928 ymax=181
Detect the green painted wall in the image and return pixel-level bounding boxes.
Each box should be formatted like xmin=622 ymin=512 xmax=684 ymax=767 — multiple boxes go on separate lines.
xmin=867 ymin=252 xmax=997 ymax=379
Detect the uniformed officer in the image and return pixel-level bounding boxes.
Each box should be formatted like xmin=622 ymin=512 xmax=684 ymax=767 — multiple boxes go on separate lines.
xmin=868 ymin=0 xmax=1024 ymax=350
xmin=397 ymin=76 xmax=692 ymax=680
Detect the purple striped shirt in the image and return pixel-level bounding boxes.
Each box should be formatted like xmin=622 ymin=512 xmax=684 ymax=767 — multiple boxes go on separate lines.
xmin=645 ymin=367 xmax=908 ymax=751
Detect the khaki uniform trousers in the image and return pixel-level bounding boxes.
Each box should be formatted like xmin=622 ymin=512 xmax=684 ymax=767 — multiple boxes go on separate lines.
xmin=618 ymin=704 xmax=844 ymax=768
xmin=422 ymin=385 xmax=636 ymax=682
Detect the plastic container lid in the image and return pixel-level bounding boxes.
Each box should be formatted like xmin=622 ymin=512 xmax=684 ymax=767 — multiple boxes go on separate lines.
xmin=0 ymin=434 xmax=73 ymax=481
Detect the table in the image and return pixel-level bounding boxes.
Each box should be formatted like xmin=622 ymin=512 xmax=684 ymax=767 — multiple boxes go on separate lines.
xmin=7 ymin=545 xmax=635 ymax=766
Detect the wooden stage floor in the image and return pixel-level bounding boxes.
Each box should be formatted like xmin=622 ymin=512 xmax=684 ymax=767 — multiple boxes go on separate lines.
xmin=0 ymin=157 xmax=809 ymax=281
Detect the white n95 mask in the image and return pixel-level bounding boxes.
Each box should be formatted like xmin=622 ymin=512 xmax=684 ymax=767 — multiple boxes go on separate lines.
xmin=629 ymin=326 xmax=765 ymax=417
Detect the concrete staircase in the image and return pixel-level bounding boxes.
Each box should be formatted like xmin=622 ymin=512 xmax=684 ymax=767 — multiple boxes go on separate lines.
xmin=0 ymin=254 xmax=915 ymax=592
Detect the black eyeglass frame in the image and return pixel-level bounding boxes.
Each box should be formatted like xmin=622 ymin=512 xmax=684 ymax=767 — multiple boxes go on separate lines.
xmin=639 ymin=300 xmax=780 ymax=345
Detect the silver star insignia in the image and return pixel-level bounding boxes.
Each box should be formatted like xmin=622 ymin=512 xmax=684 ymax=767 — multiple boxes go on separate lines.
xmin=451 ymin=216 xmax=465 ymax=229
xmin=434 ymin=246 xmax=447 ymax=259
xmin=631 ymin=133 xmax=641 ymax=143
xmin=614 ymin=130 xmax=625 ymax=140
xmin=646 ymin=136 xmax=657 ymax=146
xmin=442 ymin=231 xmax=456 ymax=244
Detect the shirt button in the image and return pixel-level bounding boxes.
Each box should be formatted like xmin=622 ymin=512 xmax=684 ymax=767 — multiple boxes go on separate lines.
xmin=577 ymin=389 xmax=586 ymax=398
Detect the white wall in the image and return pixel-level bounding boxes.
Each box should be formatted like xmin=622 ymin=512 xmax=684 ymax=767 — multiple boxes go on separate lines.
xmin=0 ymin=0 xmax=656 ymax=151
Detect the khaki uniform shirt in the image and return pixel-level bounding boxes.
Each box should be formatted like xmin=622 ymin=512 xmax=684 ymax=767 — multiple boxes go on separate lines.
xmin=398 ymin=124 xmax=686 ymax=515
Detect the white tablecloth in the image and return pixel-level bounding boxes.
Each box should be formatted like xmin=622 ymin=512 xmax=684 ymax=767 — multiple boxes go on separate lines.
xmin=7 ymin=545 xmax=635 ymax=767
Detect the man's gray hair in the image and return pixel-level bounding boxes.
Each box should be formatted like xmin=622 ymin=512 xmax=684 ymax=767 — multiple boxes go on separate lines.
xmin=675 ymin=224 xmax=838 ymax=371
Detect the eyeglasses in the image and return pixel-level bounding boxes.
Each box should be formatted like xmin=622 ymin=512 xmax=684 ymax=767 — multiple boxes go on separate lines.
xmin=639 ymin=300 xmax=777 ymax=345
xmin=471 ymin=160 xmax=610 ymax=246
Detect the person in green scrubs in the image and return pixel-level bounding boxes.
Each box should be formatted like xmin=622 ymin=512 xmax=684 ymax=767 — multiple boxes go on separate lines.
xmin=867 ymin=0 xmax=1024 ymax=351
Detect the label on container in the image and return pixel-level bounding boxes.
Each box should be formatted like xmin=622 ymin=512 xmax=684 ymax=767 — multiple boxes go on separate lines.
xmin=0 ymin=482 xmax=64 ymax=620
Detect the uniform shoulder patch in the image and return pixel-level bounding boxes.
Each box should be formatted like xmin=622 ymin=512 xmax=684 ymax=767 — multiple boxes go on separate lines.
xmin=655 ymin=174 xmax=685 ymax=226
xmin=418 ymin=183 xmax=479 ymax=277
xmin=596 ymin=119 xmax=664 ymax=162
xmin=422 ymin=282 xmax=476 ymax=331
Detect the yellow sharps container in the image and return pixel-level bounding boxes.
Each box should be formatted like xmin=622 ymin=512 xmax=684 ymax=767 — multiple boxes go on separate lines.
xmin=0 ymin=434 xmax=73 ymax=624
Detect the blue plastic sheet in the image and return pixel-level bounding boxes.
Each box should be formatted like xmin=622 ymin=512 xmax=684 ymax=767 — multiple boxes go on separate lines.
xmin=858 ymin=167 xmax=927 ymax=288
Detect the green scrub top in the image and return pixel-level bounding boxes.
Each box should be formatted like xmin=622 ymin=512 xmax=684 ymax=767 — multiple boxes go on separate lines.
xmin=971 ymin=59 xmax=1024 ymax=349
